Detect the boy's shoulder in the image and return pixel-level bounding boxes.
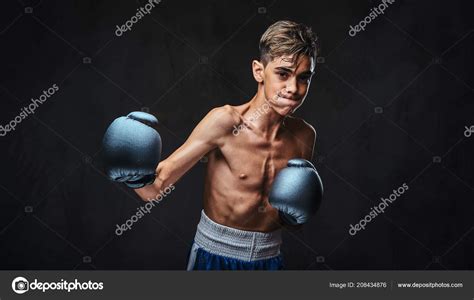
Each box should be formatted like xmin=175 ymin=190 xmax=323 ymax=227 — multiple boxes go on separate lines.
xmin=285 ymin=115 xmax=316 ymax=138
xmin=202 ymin=105 xmax=246 ymax=135
xmin=206 ymin=104 xmax=240 ymax=124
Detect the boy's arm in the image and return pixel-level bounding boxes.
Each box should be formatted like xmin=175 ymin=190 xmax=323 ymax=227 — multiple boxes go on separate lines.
xmin=280 ymin=122 xmax=317 ymax=231
xmin=302 ymin=121 xmax=317 ymax=162
xmin=134 ymin=106 xmax=234 ymax=201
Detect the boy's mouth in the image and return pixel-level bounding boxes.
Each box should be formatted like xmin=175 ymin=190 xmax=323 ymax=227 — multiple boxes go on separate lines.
xmin=276 ymin=94 xmax=300 ymax=104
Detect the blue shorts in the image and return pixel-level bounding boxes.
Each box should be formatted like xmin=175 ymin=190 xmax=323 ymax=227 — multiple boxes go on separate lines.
xmin=186 ymin=210 xmax=283 ymax=271
xmin=187 ymin=242 xmax=284 ymax=270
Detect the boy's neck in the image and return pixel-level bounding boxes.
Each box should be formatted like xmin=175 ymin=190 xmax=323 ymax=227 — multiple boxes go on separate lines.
xmin=246 ymin=86 xmax=287 ymax=140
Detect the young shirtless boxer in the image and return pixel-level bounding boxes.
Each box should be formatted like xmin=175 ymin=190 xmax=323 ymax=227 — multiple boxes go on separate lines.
xmin=102 ymin=20 xmax=323 ymax=270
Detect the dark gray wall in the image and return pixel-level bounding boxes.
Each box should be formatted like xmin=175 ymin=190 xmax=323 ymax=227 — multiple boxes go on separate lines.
xmin=0 ymin=0 xmax=473 ymax=270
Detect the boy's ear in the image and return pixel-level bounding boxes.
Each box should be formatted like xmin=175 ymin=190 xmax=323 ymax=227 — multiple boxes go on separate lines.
xmin=252 ymin=60 xmax=265 ymax=83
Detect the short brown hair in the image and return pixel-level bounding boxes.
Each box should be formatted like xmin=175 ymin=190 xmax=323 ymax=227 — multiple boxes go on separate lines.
xmin=259 ymin=20 xmax=318 ymax=66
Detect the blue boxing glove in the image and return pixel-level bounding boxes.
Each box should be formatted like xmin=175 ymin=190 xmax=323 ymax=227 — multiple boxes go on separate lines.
xmin=102 ymin=111 xmax=162 ymax=189
xmin=269 ymin=159 xmax=323 ymax=225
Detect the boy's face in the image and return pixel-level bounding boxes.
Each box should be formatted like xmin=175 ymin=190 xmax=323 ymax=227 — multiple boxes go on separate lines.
xmin=256 ymin=54 xmax=315 ymax=116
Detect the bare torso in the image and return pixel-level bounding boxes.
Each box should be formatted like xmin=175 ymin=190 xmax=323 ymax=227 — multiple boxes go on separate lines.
xmin=203 ymin=104 xmax=313 ymax=232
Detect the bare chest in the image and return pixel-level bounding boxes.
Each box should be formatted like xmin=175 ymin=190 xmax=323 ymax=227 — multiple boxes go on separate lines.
xmin=214 ymin=129 xmax=304 ymax=190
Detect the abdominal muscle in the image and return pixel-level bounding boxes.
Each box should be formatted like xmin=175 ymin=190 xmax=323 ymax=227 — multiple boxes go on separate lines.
xmin=202 ymin=149 xmax=282 ymax=233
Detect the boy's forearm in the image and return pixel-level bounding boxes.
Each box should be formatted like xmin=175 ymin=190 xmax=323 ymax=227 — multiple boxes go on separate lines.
xmin=134 ymin=160 xmax=172 ymax=201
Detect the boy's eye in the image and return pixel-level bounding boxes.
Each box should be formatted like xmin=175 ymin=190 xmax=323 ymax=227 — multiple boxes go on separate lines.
xmin=278 ymin=72 xmax=289 ymax=79
xmin=298 ymin=73 xmax=314 ymax=82
xmin=299 ymin=76 xmax=311 ymax=82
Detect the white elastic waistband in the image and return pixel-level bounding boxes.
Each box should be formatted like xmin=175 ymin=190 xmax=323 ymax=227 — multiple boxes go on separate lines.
xmin=193 ymin=210 xmax=282 ymax=261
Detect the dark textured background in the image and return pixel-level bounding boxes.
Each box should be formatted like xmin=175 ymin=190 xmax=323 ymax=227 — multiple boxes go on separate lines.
xmin=0 ymin=0 xmax=473 ymax=270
